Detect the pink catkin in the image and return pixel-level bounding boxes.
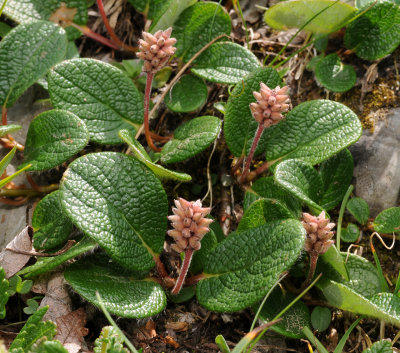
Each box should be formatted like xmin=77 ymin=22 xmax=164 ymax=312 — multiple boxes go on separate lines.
xmin=137 ymin=28 xmax=177 ymax=74
xmin=168 ymin=198 xmax=213 ymax=253
xmin=302 ymin=211 xmax=335 ymax=255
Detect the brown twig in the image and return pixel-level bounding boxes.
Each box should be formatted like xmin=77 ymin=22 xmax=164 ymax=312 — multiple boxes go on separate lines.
xmin=6 ymin=240 xmax=76 ymax=257
xmin=96 ymin=0 xmax=137 ymax=52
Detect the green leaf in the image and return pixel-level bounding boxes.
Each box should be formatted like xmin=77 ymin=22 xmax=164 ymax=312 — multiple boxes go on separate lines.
xmin=7 ymin=275 xmax=20 ymax=296
xmin=243 ymin=176 xmax=301 ymax=217
xmin=64 ymin=255 xmax=166 ymax=318
xmin=274 ymin=159 xmax=323 ymax=211
xmin=224 ymin=67 xmax=282 ymax=157
xmin=18 ymin=279 xmax=33 ymax=294
xmin=196 ymin=219 xmax=305 ymax=312
xmin=94 ymin=326 xmax=128 ymax=353
xmin=0 ymin=124 xmax=21 ymax=137
xmin=165 ymin=74 xmax=207 ymax=112
xmin=0 ymin=268 xmax=9 ymax=319
xmin=23 ymin=298 xmax=39 ymax=315
xmin=160 ymin=116 xmax=222 ymax=164
xmin=9 ymin=306 xmax=56 ymax=352
xmin=237 ymin=199 xmax=294 ymax=232
xmin=20 ymin=110 xmax=88 ymax=171
xmin=345 ymin=0 xmax=400 ymax=60
xmin=32 ymin=190 xmax=74 ymax=250
xmin=0 ymin=145 xmax=17 ymax=178
xmin=340 ymin=223 xmax=360 ymax=243
xmin=192 ymin=42 xmax=260 ymax=84
xmin=60 ymin=152 xmax=168 ymax=271
xmin=32 ymin=340 xmax=69 ymax=353
xmin=149 ymin=0 xmax=196 ymax=32
xmin=363 ymin=340 xmax=393 ymax=353
xmin=319 ymin=149 xmax=353 ymax=210
xmin=18 ymin=237 xmax=97 ymax=278
xmin=319 ymin=245 xmax=350 ymax=281
xmin=264 ymin=100 xmax=362 ymax=166
xmin=315 ymin=54 xmax=356 ymax=93
xmin=0 ymin=22 xmax=12 ymax=37
xmin=0 ymin=21 xmax=67 ymax=108
xmin=173 ymin=2 xmax=231 ymax=62
xmin=339 ymin=253 xmax=380 ymax=297
xmin=311 ymin=306 xmax=331 ymax=332
xmin=0 ymin=0 xmax=88 ymax=40
xmin=257 ymin=287 xmax=311 ymax=339
xmin=373 ymin=207 xmax=400 ymax=233
xmin=346 ymin=197 xmax=370 ymax=225
xmin=264 ymin=0 xmax=356 ymax=34
xmin=319 ymin=281 xmax=400 ymax=326
xmin=127 ymin=0 xmax=148 ymax=13
xmin=190 ymin=229 xmax=218 ymax=274
xmin=118 ymin=129 xmax=191 ymax=182
xmin=48 ymin=58 xmax=143 ymax=145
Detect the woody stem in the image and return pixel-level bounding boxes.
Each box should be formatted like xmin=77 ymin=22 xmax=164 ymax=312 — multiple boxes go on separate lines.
xmin=70 ymin=23 xmax=120 ymax=51
xmin=240 ymin=123 xmax=264 ymax=183
xmin=144 ymin=73 xmax=161 ymax=152
xmin=171 ymin=248 xmax=194 ymax=295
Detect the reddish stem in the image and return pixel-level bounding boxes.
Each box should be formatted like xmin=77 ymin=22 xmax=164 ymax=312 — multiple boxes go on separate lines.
xmin=70 ymin=23 xmax=120 ymax=51
xmin=240 ymin=123 xmax=264 ymax=183
xmin=2 ymin=106 xmax=6 ymax=125
xmin=144 ymin=73 xmax=161 ymax=152
xmin=171 ymin=248 xmax=194 ymax=295
xmin=96 ymin=0 xmax=137 ymax=53
xmin=303 ymin=252 xmax=319 ymax=289
xmin=185 ymin=273 xmax=206 ymax=286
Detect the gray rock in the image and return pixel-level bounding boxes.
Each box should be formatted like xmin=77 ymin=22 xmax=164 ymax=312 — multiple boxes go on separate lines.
xmin=349 ymin=108 xmax=400 ymax=217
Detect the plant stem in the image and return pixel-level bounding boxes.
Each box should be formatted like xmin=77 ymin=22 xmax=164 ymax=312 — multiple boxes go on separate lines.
xmin=96 ymin=0 xmax=137 ymax=53
xmin=240 ymin=123 xmax=264 ymax=183
xmin=171 ymin=248 xmax=194 ymax=295
xmin=0 ymin=184 xmax=58 ymax=198
xmin=303 ymin=252 xmax=319 ymax=289
xmin=144 ymin=73 xmax=161 ymax=152
xmin=2 ymin=106 xmax=7 ymax=125
xmin=70 ymin=23 xmax=121 ymax=51
xmin=154 ymin=255 xmax=175 ymax=288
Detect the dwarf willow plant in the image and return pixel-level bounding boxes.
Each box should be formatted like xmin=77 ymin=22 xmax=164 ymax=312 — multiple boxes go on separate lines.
xmin=2 ymin=0 xmax=400 ymax=347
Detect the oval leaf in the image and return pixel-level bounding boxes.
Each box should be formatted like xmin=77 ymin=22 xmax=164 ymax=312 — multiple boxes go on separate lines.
xmin=173 ymin=2 xmax=231 ymax=61
xmin=20 ymin=110 xmax=89 ymax=171
xmin=192 ymin=42 xmax=260 ymax=84
xmin=60 ymin=152 xmax=168 ymax=271
xmin=165 ymin=74 xmax=207 ymax=113
xmin=344 ymin=0 xmax=400 ymax=60
xmin=319 ymin=149 xmax=353 ymax=210
xmin=311 ymin=306 xmax=331 ymax=332
xmin=0 ymin=21 xmax=67 ymax=107
xmin=315 ymin=54 xmax=356 ymax=92
xmin=118 ymin=129 xmax=191 ymax=182
xmin=0 ymin=0 xmax=88 ymax=40
xmin=196 ymin=219 xmax=305 ymax=312
xmin=224 ymin=67 xmax=282 ymax=157
xmin=264 ymin=0 xmax=356 ymax=34
xmin=373 ymin=207 xmax=400 ymax=233
xmin=243 ymin=176 xmax=301 ymax=216
xmin=64 ymin=255 xmax=166 ymax=318
xmin=257 ymin=287 xmax=311 ymax=339
xmin=160 ymin=116 xmax=221 ymax=164
xmin=32 ymin=190 xmax=74 ymax=250
xmin=274 ymin=159 xmax=323 ymax=211
xmin=264 ymin=100 xmax=362 ymax=166
xmin=48 ymin=58 xmax=143 ymax=145
xmin=346 ymin=197 xmax=370 ymax=225
xmin=320 ymin=281 xmax=400 ymax=327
